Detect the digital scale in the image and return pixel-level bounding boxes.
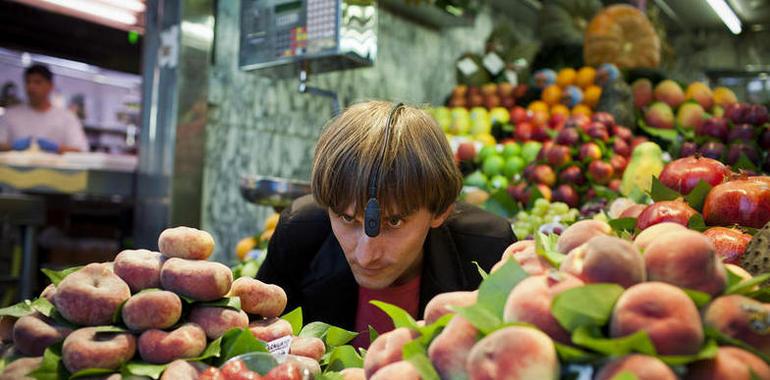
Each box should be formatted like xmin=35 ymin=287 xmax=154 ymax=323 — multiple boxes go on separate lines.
xmin=239 ymin=0 xmax=377 ymax=76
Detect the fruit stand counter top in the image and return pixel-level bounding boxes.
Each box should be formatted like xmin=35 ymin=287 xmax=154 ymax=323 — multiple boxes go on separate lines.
xmin=0 ymin=163 xmax=134 ymax=198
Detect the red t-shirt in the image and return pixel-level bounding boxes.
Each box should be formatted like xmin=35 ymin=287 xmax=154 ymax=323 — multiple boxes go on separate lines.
xmin=351 ymin=275 xmax=421 ymax=348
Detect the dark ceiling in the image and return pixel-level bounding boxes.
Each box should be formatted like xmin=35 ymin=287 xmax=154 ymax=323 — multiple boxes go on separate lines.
xmin=0 ymin=1 xmax=142 ymax=74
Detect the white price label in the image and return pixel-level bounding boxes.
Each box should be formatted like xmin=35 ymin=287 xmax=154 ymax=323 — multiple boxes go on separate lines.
xmin=483 ymin=52 xmax=505 ymax=75
xmin=267 ymin=335 xmax=293 ymax=360
xmin=457 ymin=57 xmax=479 ymax=76
xmin=504 ymin=70 xmax=518 ymax=86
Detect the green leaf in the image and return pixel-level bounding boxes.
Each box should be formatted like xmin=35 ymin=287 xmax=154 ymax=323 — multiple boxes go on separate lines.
xmin=300 ymin=321 xmax=332 ymax=339
xmin=727 ymin=273 xmax=770 ymax=295
xmin=734 ymin=153 xmax=758 ymax=172
xmin=326 ymin=326 xmax=358 ymax=347
xmin=657 ymin=339 xmax=719 ymax=365
xmin=199 ymin=297 xmax=242 ymax=311
xmin=212 ymin=328 xmax=267 ymax=366
xmin=536 ymin=232 xmax=566 ymax=267
xmin=638 ymin=120 xmax=679 ymax=143
xmin=0 ymin=299 xmax=34 ymax=318
xmin=627 ymin=186 xmax=650 ymax=204
xmin=472 ymin=261 xmax=489 ymax=280
xmin=571 ymin=326 xmax=657 ymax=356
xmin=324 ymin=345 xmax=364 ymax=372
xmin=29 ymin=343 xmax=68 ymax=380
xmin=726 ymin=265 xmax=745 ymax=289
xmin=484 ymin=188 xmax=519 ymax=218
xmin=476 ymin=258 xmax=529 ymax=318
xmin=316 ymin=372 xmax=346 ymax=380
xmin=552 ymin=284 xmax=625 ymax=332
xmin=402 ymin=339 xmax=426 ymax=359
xmin=554 ymin=342 xmax=599 ymax=363
xmin=705 ymin=326 xmax=770 ymax=364
xmin=610 ymin=372 xmax=640 ymax=380
xmin=687 ymin=214 xmax=708 ymax=232
xmin=69 ymin=368 xmax=115 ymax=379
xmin=405 ymin=352 xmax=440 ymax=380
xmin=527 ymin=185 xmax=545 ymax=209
xmin=121 ymin=362 xmax=167 ymax=379
xmin=113 ymin=299 xmax=126 ymax=324
xmin=91 ymin=325 xmax=128 ymax=334
xmin=368 ymin=326 xmax=379 ymax=344
xmin=370 ymin=301 xmax=420 ymax=330
xmin=453 ymin=304 xmax=502 ymax=335
xmin=240 ymin=259 xmax=261 ymax=279
xmin=281 ymin=307 xmax=303 ymax=336
xmin=31 ymin=297 xmax=56 ymax=318
xmin=609 ymin=217 xmax=637 ymax=235
xmin=682 ymin=288 xmax=712 ymax=308
xmin=684 ymin=180 xmax=713 ymax=212
xmin=650 ymin=176 xmax=681 ymax=202
xmin=417 ymin=314 xmax=453 ymax=346
xmin=41 ymin=266 xmax=83 ymax=286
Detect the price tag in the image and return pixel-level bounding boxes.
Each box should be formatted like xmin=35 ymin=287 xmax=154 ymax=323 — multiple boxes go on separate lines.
xmin=267 ymin=335 xmax=292 ymax=360
xmin=504 ymin=70 xmax=518 ymax=86
xmin=457 ymin=57 xmax=479 ymax=76
xmin=483 ymin=52 xmax=505 ymax=75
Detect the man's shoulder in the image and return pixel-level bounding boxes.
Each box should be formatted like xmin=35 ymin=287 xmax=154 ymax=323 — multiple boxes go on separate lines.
xmin=4 ymin=104 xmax=31 ymax=117
xmin=444 ymin=202 xmax=513 ymax=240
xmin=282 ymin=194 xmax=330 ymax=225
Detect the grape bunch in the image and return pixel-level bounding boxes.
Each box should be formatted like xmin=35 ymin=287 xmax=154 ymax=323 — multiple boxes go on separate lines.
xmin=512 ymin=198 xmax=580 ymax=239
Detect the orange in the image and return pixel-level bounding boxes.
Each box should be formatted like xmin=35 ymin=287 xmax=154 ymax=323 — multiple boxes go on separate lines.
xmin=235 ymin=236 xmax=258 ymax=261
xmin=575 ymin=66 xmax=596 ymax=89
xmin=571 ymin=104 xmax=592 ymax=117
xmin=541 ymin=85 xmax=562 ymax=106
xmin=583 ymin=85 xmax=602 ymax=109
xmin=550 ymin=104 xmax=570 ymax=117
xmin=527 ymin=100 xmax=549 ymax=114
xmin=556 ymin=68 xmax=577 ymax=87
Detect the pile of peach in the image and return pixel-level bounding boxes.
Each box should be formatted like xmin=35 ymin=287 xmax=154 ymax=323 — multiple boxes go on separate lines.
xmin=0 ymin=226 xmax=323 ymax=379
xmin=361 ymin=220 xmax=770 ymax=380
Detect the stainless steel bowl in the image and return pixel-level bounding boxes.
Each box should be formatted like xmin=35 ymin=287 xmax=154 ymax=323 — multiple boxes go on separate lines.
xmin=240 ymin=175 xmax=311 ymax=209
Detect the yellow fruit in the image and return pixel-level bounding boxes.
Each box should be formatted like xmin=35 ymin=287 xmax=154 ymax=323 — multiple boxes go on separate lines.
xmin=583 ymin=85 xmax=602 ymax=109
xmin=713 ymin=86 xmax=738 ymax=107
xmin=575 ymin=67 xmax=596 ymax=88
xmin=235 ymin=236 xmax=258 ymax=261
xmin=260 ymin=229 xmax=275 ymax=244
xmin=528 ymin=100 xmax=549 ymax=114
xmin=550 ymin=104 xmax=570 ymax=117
xmin=542 ymin=85 xmax=562 ymax=106
xmin=264 ymin=213 xmax=280 ymax=231
xmin=475 ymin=133 xmax=497 ymax=146
xmin=556 ymin=68 xmax=577 ymax=87
xmin=571 ymin=104 xmax=592 ymax=117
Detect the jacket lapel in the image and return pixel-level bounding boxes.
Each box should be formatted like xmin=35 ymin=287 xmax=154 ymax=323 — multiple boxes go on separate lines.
xmin=419 ymin=224 xmax=470 ymax=316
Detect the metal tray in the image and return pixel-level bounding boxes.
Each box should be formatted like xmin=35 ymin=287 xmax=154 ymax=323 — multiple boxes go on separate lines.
xmin=240 ymin=175 xmax=311 ymax=209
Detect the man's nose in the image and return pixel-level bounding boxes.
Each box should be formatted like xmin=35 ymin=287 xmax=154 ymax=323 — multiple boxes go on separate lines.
xmin=355 ymin=232 xmax=384 ymax=267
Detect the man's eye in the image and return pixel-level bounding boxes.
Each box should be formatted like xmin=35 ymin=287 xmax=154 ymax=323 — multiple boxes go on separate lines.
xmin=387 ymin=216 xmax=403 ymax=228
xmin=340 ymin=214 xmax=356 ymax=224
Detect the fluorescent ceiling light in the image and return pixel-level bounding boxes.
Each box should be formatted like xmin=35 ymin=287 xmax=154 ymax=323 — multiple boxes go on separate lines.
xmin=705 ymin=0 xmax=742 ymax=34
xmin=41 ymin=0 xmax=137 ymax=25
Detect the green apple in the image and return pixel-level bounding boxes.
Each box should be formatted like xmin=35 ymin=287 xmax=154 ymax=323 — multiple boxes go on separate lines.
xmin=502 ymin=142 xmax=522 ymax=158
xmin=477 ymin=145 xmax=498 ymax=164
xmin=482 ymin=155 xmax=505 ymax=177
xmin=489 ymin=175 xmax=509 ymax=191
xmin=450 ymin=107 xmax=471 ymax=135
xmin=432 ymin=106 xmax=452 ymax=132
xmin=469 ymin=107 xmax=491 ymax=136
xmin=489 ymin=107 xmax=510 ymax=125
xmin=503 ymin=156 xmax=525 ymax=179
xmin=521 ymin=141 xmax=543 ymax=163
xmin=464 ymin=171 xmax=488 ymax=188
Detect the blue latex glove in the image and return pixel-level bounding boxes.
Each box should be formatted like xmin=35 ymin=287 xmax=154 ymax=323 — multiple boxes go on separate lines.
xmin=10 ymin=137 xmax=32 ymax=151
xmin=37 ymin=138 xmax=60 ymax=153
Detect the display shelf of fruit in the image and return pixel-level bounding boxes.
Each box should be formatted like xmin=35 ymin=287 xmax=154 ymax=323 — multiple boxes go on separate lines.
xmin=0 ymin=227 xmax=362 ymax=380
xmin=360 ymin=219 xmax=770 ymax=380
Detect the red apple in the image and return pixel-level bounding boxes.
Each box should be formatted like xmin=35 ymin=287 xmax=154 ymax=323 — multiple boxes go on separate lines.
xmin=501 ymin=97 xmax=516 ymax=109
xmin=555 ymin=128 xmax=580 ymax=146
xmin=452 ymin=85 xmax=468 ymax=98
xmin=535 ymin=184 xmax=552 ymax=201
xmin=532 ymin=165 xmax=557 ymax=187
xmin=619 ymin=204 xmax=646 ymax=219
xmin=724 ymin=103 xmax=748 ymax=124
xmin=679 ymin=142 xmax=698 ymax=158
xmin=636 ymin=199 xmax=699 ymax=230
xmin=699 ymin=141 xmax=725 ymax=161
xmin=746 ymin=104 xmax=769 ymax=125
xmin=468 ymin=94 xmax=484 ymax=108
xmin=565 ymin=115 xmax=591 ymax=131
xmin=545 ymin=144 xmax=572 ymax=167
xmin=510 ymin=106 xmax=528 ymax=124
xmin=630 ymin=136 xmax=649 ymax=151
xmin=531 ymin=124 xmax=551 ymax=142
xmin=608 ymin=179 xmax=622 ymax=192
xmin=508 ymin=183 xmax=529 ymax=204
xmin=579 ymin=143 xmax=603 ymax=162
xmin=457 ymin=142 xmax=477 ymax=162
xmin=659 ymin=156 xmax=730 ymax=195
xmin=514 ymin=122 xmax=534 ymax=141
xmin=498 ymin=83 xmax=514 ymax=98
xmin=696 ymin=117 xmax=729 ymax=142
xmin=610 ymin=155 xmax=628 ymax=174
xmin=448 ymin=96 xmax=467 ymax=108
xmin=703 ymin=227 xmax=752 ymax=265
xmin=588 ymin=160 xmax=614 ymax=185
xmin=703 ymin=176 xmax=770 ymax=228
xmin=612 ymin=139 xmax=630 ymax=157
xmin=537 ymin=141 xmax=554 ymax=161
xmin=592 ymin=112 xmax=615 ymax=128
xmin=612 ymin=126 xmax=633 ymax=142
xmin=552 ymin=184 xmax=579 ymax=208
xmin=728 ymin=124 xmax=756 ymax=143
xmin=483 ymin=94 xmax=501 ymax=109
xmin=586 ymin=122 xmax=610 ymax=142
xmin=559 ymin=165 xmax=586 ymax=186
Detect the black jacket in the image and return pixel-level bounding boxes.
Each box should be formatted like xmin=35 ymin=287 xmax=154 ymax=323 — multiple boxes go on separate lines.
xmin=256 ymin=195 xmax=516 ymax=330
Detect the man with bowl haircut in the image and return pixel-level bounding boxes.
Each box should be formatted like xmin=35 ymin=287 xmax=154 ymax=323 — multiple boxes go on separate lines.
xmin=257 ymin=101 xmax=515 ymax=347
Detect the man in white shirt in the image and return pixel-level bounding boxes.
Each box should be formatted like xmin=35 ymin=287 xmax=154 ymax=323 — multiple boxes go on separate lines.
xmin=0 ymin=64 xmax=89 ymax=153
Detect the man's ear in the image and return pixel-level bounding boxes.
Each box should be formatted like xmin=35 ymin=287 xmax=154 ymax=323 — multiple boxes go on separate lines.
xmin=430 ymin=204 xmax=455 ymax=228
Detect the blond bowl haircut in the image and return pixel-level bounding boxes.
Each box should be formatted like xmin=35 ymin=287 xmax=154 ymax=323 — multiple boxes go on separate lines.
xmin=312 ymin=100 xmax=463 ymax=218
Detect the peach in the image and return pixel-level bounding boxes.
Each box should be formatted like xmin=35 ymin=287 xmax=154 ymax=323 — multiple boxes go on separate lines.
xmin=62 ymin=327 xmax=136 ymax=373
xmin=340 ymin=367 xmax=365 ymax=380
xmin=160 ymin=258 xmax=232 ymax=301
xmin=158 ymin=226 xmax=215 ymax=260
xmin=632 ymin=222 xmax=687 ymax=251
xmin=188 ymin=305 xmax=249 ymax=339
xmin=363 ymin=327 xmax=418 ymax=378
xmin=160 ymin=360 xmax=210 ymax=380
xmin=289 ymin=336 xmax=325 ymax=361
xmin=122 ymin=290 xmax=182 ymax=331
xmin=644 ymin=230 xmax=727 ymax=296
xmin=423 ymin=291 xmax=477 ymax=325
xmin=285 ymin=354 xmax=322 ymax=375
xmin=228 ymin=277 xmax=286 ymax=317
xmin=555 ymin=220 xmax=612 ymax=254
xmin=686 ymin=82 xmax=714 ymax=110
xmin=249 ymin=318 xmax=293 ymax=342
xmin=503 ymin=272 xmax=584 ymax=343
xmin=703 ymin=295 xmax=770 ymax=354
xmin=466 ymin=326 xmax=559 ymax=380
xmin=654 ymin=80 xmax=685 ymax=108
xmin=685 ymin=346 xmax=770 ymax=380
xmin=560 ymin=236 xmax=645 ymax=288
xmin=40 ymin=284 xmax=56 ymax=303
xmin=645 ymin=102 xmax=675 ymax=129
xmin=138 ymin=323 xmax=207 ymax=364
xmin=428 ymin=316 xmax=477 ymax=379
xmin=55 ymin=263 xmax=131 ymax=326
xmin=632 ymin=78 xmax=654 ymax=108
xmin=492 ymin=240 xmax=552 ymax=275
xmin=0 ymin=357 xmax=42 ymax=380
xmin=370 ymin=361 xmax=421 ymax=380
xmin=13 ymin=313 xmax=72 ymax=356
xmin=713 ymin=87 xmax=738 ymax=107
xmin=610 ymin=282 xmax=703 ymax=355
xmin=264 ymin=361 xmax=305 ymax=380
xmin=0 ymin=316 xmax=15 ymax=343
xmin=595 ymin=354 xmax=676 ymax=380
xmin=113 ymin=249 xmax=164 ymax=292
xmin=677 ymin=102 xmax=706 ymax=129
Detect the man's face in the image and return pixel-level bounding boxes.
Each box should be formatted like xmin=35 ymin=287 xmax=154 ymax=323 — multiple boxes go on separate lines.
xmin=329 ymin=205 xmax=451 ymax=289
xmin=25 ymin=73 xmax=52 ymax=105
